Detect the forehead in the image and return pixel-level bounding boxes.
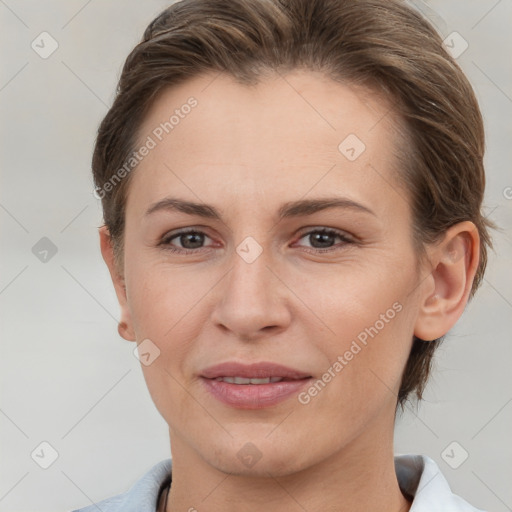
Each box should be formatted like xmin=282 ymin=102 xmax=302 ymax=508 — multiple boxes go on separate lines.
xmin=128 ymin=69 xmax=407 ymax=217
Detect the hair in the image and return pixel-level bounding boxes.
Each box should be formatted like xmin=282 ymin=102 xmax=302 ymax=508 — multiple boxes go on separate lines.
xmin=92 ymin=0 xmax=493 ymax=407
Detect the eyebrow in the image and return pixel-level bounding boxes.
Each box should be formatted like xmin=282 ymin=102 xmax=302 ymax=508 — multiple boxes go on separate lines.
xmin=145 ymin=196 xmax=375 ymax=221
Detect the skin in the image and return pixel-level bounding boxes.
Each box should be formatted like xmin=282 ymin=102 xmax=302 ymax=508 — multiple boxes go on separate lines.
xmin=99 ymin=69 xmax=479 ymax=512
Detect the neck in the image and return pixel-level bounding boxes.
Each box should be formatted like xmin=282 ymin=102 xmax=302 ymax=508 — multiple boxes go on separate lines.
xmin=165 ymin=418 xmax=411 ymax=512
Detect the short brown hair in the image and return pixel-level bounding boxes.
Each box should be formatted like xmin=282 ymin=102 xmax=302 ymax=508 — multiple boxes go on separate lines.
xmin=92 ymin=0 xmax=493 ymax=406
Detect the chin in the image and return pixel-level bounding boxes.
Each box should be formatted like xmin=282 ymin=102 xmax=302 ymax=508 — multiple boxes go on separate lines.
xmin=211 ymin=450 xmax=304 ymax=478
xmin=196 ymin=432 xmax=309 ymax=477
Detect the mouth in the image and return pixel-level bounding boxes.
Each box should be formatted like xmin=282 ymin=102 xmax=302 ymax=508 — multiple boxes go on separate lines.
xmin=200 ymin=361 xmax=312 ymax=409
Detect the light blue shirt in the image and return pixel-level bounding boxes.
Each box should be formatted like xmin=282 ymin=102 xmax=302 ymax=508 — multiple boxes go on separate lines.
xmin=71 ymin=454 xmax=486 ymax=511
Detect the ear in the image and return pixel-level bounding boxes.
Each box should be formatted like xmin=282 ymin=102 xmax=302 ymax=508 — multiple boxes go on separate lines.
xmin=98 ymin=225 xmax=136 ymax=342
xmin=414 ymin=221 xmax=480 ymax=341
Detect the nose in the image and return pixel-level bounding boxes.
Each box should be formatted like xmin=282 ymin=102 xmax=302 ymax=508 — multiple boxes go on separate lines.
xmin=211 ymin=244 xmax=292 ymax=341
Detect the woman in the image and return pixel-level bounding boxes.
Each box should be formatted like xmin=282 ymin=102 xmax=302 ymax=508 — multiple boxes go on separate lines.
xmin=74 ymin=0 xmax=492 ymax=510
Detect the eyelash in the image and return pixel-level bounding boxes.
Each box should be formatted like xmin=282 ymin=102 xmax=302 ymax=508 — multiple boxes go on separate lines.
xmin=159 ymin=227 xmax=355 ymax=255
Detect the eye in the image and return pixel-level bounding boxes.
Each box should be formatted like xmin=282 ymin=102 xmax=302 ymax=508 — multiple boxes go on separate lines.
xmin=160 ymin=229 xmax=214 ymax=253
xmin=294 ymin=228 xmax=355 ymax=252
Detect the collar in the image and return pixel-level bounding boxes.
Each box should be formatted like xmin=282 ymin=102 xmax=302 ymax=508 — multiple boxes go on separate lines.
xmin=395 ymin=454 xmax=485 ymax=511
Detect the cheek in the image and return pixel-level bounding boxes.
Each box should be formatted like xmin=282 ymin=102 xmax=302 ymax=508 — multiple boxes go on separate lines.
xmin=292 ymin=257 xmax=414 ymax=339
xmin=293 ymin=261 xmax=417 ymax=400
xmin=128 ymin=264 xmax=206 ymax=424
xmin=125 ymin=261 xmax=219 ymax=416
xmin=126 ymin=259 xmax=213 ymax=340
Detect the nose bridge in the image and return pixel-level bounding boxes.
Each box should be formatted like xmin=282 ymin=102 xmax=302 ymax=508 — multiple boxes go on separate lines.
xmin=212 ymin=235 xmax=290 ymax=337
xmin=231 ymin=238 xmax=272 ymax=298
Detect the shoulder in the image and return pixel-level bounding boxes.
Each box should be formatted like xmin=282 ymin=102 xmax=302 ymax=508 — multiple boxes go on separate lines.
xmin=395 ymin=454 xmax=487 ymax=512
xmin=70 ymin=458 xmax=172 ymax=512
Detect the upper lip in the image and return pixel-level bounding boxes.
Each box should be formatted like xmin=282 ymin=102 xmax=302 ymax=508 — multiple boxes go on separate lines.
xmin=200 ymin=362 xmax=311 ymax=380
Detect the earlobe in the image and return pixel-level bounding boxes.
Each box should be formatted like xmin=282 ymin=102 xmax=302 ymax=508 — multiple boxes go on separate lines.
xmin=414 ymin=222 xmax=480 ymax=341
xmin=98 ymin=225 xmax=136 ymax=342
xmin=117 ymin=320 xmax=135 ymax=342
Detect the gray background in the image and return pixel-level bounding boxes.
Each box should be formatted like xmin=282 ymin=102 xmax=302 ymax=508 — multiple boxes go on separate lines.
xmin=0 ymin=1 xmax=511 ymax=511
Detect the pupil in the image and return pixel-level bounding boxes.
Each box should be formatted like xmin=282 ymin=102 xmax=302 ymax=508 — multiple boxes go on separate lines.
xmin=312 ymin=232 xmax=333 ymax=248
xmin=182 ymin=233 xmax=204 ymax=249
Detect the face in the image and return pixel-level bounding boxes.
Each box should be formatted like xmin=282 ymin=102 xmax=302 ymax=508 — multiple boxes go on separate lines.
xmin=113 ymin=70 xmax=428 ymax=476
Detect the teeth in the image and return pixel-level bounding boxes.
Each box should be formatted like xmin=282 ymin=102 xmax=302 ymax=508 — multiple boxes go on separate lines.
xmin=214 ymin=376 xmax=284 ymax=384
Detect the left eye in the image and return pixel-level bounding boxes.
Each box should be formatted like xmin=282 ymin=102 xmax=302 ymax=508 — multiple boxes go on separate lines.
xmin=295 ymin=228 xmax=353 ymax=251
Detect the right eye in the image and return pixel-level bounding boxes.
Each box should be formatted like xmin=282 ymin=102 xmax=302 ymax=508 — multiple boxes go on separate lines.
xmin=160 ymin=229 xmax=215 ymax=253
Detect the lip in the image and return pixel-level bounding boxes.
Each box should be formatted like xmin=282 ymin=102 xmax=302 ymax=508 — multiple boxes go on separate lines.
xmin=200 ymin=361 xmax=311 ymax=380
xmin=200 ymin=362 xmax=312 ymax=409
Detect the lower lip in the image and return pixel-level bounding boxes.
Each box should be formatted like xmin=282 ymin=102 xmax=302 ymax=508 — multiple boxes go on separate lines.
xmin=201 ymin=377 xmax=312 ymax=409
